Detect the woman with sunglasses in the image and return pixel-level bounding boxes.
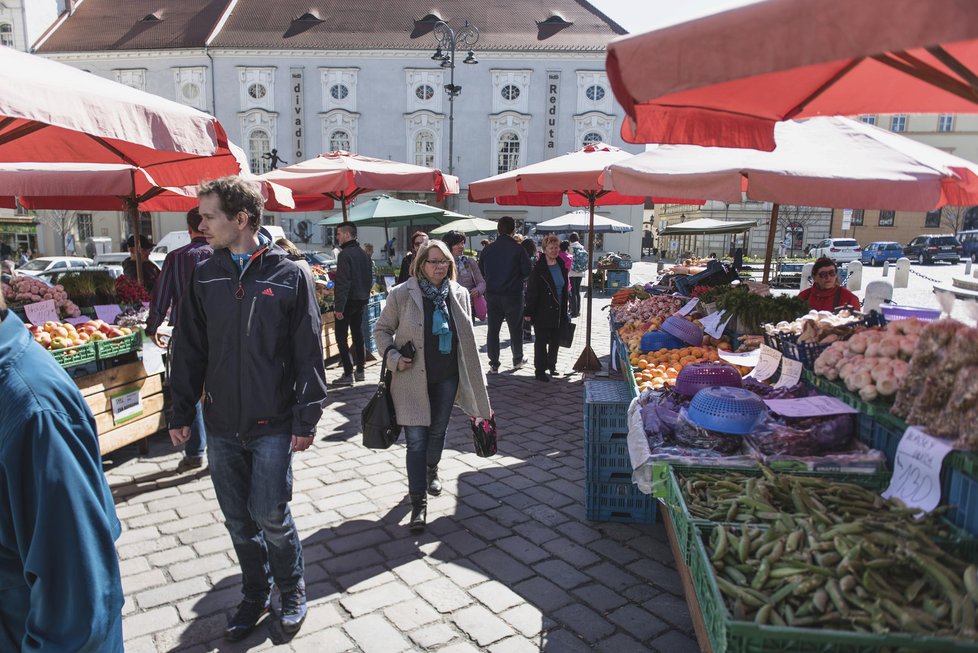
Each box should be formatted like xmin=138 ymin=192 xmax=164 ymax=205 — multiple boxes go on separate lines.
xmin=397 ymin=231 xmax=428 ymax=284
xmin=374 ymin=240 xmax=492 ymax=533
xmin=799 ymin=257 xmax=861 ymax=311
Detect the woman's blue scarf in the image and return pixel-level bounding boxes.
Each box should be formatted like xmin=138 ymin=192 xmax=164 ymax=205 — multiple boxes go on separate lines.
xmin=419 ymin=277 xmax=453 ymax=354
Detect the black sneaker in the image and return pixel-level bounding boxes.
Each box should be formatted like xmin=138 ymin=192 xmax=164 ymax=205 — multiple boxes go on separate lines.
xmin=354 ymin=369 xmax=365 ymax=382
xmin=175 ymin=455 xmax=203 ymax=473
xmin=332 ymin=373 xmax=354 ymax=386
xmin=225 ymin=597 xmax=270 ymax=642
xmin=488 ymin=363 xmax=500 ymax=374
xmin=535 ymin=371 xmax=551 ymax=382
xmin=513 ymin=357 xmax=528 ymax=370
xmin=279 ymin=583 xmax=308 ymax=635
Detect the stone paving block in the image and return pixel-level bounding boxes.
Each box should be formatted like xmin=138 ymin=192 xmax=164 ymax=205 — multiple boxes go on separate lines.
xmin=390 ymin=557 xmax=440 ymax=586
xmin=289 ymin=627 xmax=355 ymax=653
xmin=458 ymin=514 xmax=511 ymax=541
xmin=523 ymin=503 xmax=568 ymax=527
xmin=470 ymin=548 xmax=535 ymax=584
xmin=337 ymin=501 xmax=381 ymax=519
xmin=340 ymin=580 xmax=414 ymax=617
xmin=595 ymin=632 xmax=650 ymax=653
xmin=383 ymin=597 xmax=442 ymax=631
xmin=649 ymin=628 xmax=701 ymax=653
xmin=343 ymin=613 xmax=412 ymax=653
xmin=459 ymin=490 xmax=503 ymax=511
xmin=469 ymin=579 xmax=524 ymax=612
xmin=117 ymin=525 xmax=162 ymax=546
xmin=571 ymin=582 xmax=630 ymax=613
xmin=136 ymin=577 xmax=209 ymax=609
xmin=643 ymin=592 xmax=695 ymax=632
xmin=494 ymin=535 xmax=549 ymax=565
xmin=452 ymin=604 xmax=515 ymax=646
xmin=121 ymin=605 xmax=181 ymax=639
xmin=121 ymin=568 xmax=168 ymax=595
xmin=628 ymin=557 xmax=685 ymax=597
xmin=323 ymin=548 xmax=384 ymax=575
xmin=488 ymin=634 xmax=543 ymax=653
xmin=120 ymin=634 xmax=155 ymax=653
xmin=608 ymin=603 xmax=671 ymax=641
xmin=176 ymin=585 xmax=241 ymax=621
xmin=125 ymin=508 xmax=179 ymax=529
xmin=146 ymin=545 xmax=196 ymax=567
xmin=327 ymin=525 xmax=391 ymax=555
xmin=415 ymin=577 xmax=473 ymax=613
xmin=552 ymin=603 xmax=616 ymax=643
xmin=437 ymin=642 xmax=484 ymax=653
xmin=176 ymin=523 xmax=227 ymax=545
xmin=311 ymin=491 xmax=367 ymax=512
xmin=119 ymin=556 xmax=151 ymax=577
xmin=145 ymin=492 xmax=194 ymax=512
xmin=540 ymin=627 xmax=592 ymax=652
xmin=440 ymin=560 xmax=491 ymax=588
xmin=555 ymin=520 xmax=603 ymax=545
xmin=409 ymin=622 xmax=458 ymax=649
xmin=499 ymin=603 xmax=546 ymax=638
xmin=588 ymin=560 xmax=642 ymax=593
xmin=589 ymin=537 xmax=643 ymax=565
xmin=541 ymin=537 xmax=602 ymax=568
xmin=152 ymin=613 xmax=226 ymax=651
xmin=498 ymin=491 xmax=538 ymax=511
xmin=337 ymin=565 xmax=393 ymax=593
xmin=532 ymin=559 xmax=590 ymax=589
xmin=191 ymin=533 xmax=232 ymax=557
xmin=169 ymin=553 xmax=232 ymax=581
xmin=114 ymin=502 xmax=149 ymax=519
xmin=512 ymin=576 xmax=572 ymax=613
xmin=158 ymin=512 xmax=219 ymax=535
xmin=485 ymin=504 xmax=533 ymax=528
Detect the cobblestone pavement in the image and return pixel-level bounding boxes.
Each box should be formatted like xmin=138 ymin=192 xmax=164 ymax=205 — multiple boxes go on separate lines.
xmin=103 ymin=289 xmax=699 ymax=652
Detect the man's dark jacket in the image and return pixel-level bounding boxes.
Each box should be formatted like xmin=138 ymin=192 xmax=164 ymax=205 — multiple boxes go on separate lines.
xmin=169 ymin=236 xmax=327 ymax=438
xmin=334 ymin=239 xmax=372 ymax=312
xmin=478 ymin=235 xmax=530 ymax=295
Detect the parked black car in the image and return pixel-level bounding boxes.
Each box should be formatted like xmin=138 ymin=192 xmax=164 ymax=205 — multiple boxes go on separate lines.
xmin=903 ymin=234 xmax=963 ymax=264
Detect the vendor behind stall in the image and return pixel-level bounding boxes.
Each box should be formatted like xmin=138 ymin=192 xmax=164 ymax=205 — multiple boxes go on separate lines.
xmin=799 ymin=257 xmax=861 ymax=311
xmin=123 ymin=234 xmax=160 ymax=293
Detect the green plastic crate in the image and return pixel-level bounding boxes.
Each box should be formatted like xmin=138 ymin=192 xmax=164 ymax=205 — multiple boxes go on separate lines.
xmin=618 ymin=338 xmax=639 ymax=398
xmin=49 ymin=341 xmax=97 ymax=368
xmin=94 ymin=332 xmax=141 ymax=360
xmin=687 ymin=522 xmax=978 ymax=653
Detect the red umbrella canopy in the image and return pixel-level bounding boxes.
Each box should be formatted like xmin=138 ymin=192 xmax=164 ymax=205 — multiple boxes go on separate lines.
xmin=606 ymin=0 xmax=978 ymax=150
xmin=0 ymin=46 xmax=238 ymax=184
xmin=260 ymin=150 xmax=459 ymax=212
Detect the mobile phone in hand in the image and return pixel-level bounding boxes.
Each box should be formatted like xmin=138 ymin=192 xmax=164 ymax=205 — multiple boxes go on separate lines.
xmin=398 ymin=341 xmax=416 ymax=359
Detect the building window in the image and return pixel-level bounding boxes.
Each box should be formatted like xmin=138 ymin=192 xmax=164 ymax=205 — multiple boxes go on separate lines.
xmin=414 ymin=130 xmax=435 ymax=168
xmin=582 ymin=132 xmax=603 ymax=146
xmin=501 ymin=85 xmax=521 ymax=101
xmin=925 ymin=209 xmax=942 ymax=227
xmin=497 ymin=133 xmax=520 ymax=174
xmin=859 ymin=115 xmax=877 ymax=126
xmin=77 ymin=213 xmax=94 ymax=240
xmin=938 ymin=114 xmax=954 ymax=132
xmin=330 ymin=84 xmax=349 ymax=101
xmin=329 ymin=129 xmax=350 ymax=152
xmin=415 ymin=84 xmax=434 ymax=101
xmin=181 ymin=83 xmax=200 ymax=101
xmin=879 ymin=210 xmax=895 ymax=226
xmin=248 ymin=83 xmax=267 ymax=100
xmin=585 ymin=84 xmax=605 ymax=102
xmin=0 ymin=23 xmax=12 ymax=48
xmin=249 ymin=129 xmax=272 ymax=174
xmin=890 ymin=114 xmax=907 ymax=133
xmin=851 ymin=209 xmax=864 ymax=226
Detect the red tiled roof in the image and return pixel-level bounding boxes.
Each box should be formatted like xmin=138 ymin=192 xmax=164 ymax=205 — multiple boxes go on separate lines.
xmin=37 ymin=0 xmax=625 ymax=53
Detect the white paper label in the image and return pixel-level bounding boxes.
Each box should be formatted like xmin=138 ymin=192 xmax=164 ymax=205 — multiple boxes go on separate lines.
xmin=676 ymin=297 xmax=699 ymax=316
xmin=748 ymin=344 xmax=781 ymax=381
xmin=23 ymin=299 xmax=58 ymax=326
xmin=141 ymin=341 xmax=165 ymax=376
xmin=763 ymin=396 xmax=859 ymax=417
xmin=110 ymin=387 xmax=143 ymax=425
xmin=882 ymin=426 xmax=954 ymax=514
xmin=94 ymin=304 xmax=122 ymax=325
xmin=700 ymin=310 xmax=731 ymax=339
xmin=718 ymin=349 xmax=760 ymax=368
xmin=774 ymin=357 xmax=804 ymax=388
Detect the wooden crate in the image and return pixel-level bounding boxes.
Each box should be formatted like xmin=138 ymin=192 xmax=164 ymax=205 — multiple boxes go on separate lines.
xmin=75 ymin=360 xmax=166 ymax=456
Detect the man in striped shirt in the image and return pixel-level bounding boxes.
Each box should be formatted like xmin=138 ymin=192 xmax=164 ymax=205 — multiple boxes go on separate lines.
xmin=146 ymin=207 xmax=213 ymax=472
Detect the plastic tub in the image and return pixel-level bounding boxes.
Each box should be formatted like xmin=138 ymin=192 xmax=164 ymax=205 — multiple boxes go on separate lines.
xmin=686 ymin=387 xmax=766 ymax=435
xmin=640 ymin=330 xmax=685 ymax=352
xmin=674 ymin=362 xmax=743 ymax=397
xmin=881 ymin=305 xmax=941 ymax=321
xmin=661 ymin=315 xmax=704 ymax=346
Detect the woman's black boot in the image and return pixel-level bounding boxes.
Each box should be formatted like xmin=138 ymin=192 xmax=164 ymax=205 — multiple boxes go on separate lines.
xmin=427 ymin=465 xmax=442 ymax=496
xmin=409 ymin=494 xmax=427 ymax=533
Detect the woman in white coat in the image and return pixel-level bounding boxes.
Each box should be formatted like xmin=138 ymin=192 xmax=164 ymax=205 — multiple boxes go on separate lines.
xmin=374 ymin=240 xmax=492 ymax=533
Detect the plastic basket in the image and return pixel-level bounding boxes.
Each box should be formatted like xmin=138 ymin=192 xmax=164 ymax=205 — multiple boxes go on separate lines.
xmin=613 ymin=259 xmax=634 ymax=270
xmin=49 ymin=341 xmax=97 ymax=368
xmin=674 ymin=362 xmax=743 ymax=397
xmin=661 ymin=315 xmax=704 ymax=346
xmin=779 ymin=338 xmax=831 ymax=370
xmin=584 ymin=380 xmax=632 ymax=444
xmin=762 ymin=332 xmax=782 ymax=353
xmin=882 ymin=305 xmax=942 ymax=322
xmin=605 ymin=269 xmax=630 ymax=290
xmin=640 ymin=330 xmax=685 ymax=352
xmin=617 ymin=339 xmax=639 ymax=398
xmin=686 ymin=387 xmax=766 ymax=435
xmin=585 ymin=479 xmax=657 ymax=524
xmin=94 ymin=332 xmax=141 ymax=360
xmin=586 ymin=435 xmax=633 ymax=484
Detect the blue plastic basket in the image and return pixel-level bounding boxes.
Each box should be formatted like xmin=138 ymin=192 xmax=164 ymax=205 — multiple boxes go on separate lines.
xmin=686 ymin=387 xmax=766 ymax=435
xmin=640 ymin=330 xmax=685 ymax=352
xmin=584 ymin=380 xmax=632 ymax=444
xmin=662 ymin=315 xmax=704 ymax=346
xmin=605 ymin=269 xmax=630 ymax=290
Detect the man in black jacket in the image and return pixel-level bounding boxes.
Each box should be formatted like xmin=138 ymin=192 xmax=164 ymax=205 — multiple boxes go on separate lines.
xmin=333 ymin=222 xmax=373 ymax=385
xmin=478 ymin=216 xmax=531 ymax=374
xmin=168 ymin=176 xmax=327 ymax=642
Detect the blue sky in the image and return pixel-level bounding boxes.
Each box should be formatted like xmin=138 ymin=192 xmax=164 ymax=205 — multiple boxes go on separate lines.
xmin=590 ymin=0 xmax=766 ymax=33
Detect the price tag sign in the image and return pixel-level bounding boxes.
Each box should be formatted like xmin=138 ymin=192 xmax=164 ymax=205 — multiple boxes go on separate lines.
xmin=675 ymin=297 xmax=699 ymax=316
xmin=882 ymin=427 xmax=953 ymax=513
xmin=94 ymin=304 xmax=122 ymax=325
xmin=718 ymin=349 xmax=760 ymax=368
xmin=748 ymin=344 xmax=781 ymax=381
xmin=64 ymin=316 xmax=90 ymax=326
xmin=142 ymin=340 xmax=165 ymax=376
xmin=110 ymin=386 xmax=144 ymax=425
xmin=764 ymin=396 xmax=858 ymax=417
xmin=23 ymin=299 xmax=58 ymax=326
xmin=700 ymin=310 xmax=731 ymax=339
xmin=774 ymin=357 xmax=804 ymax=388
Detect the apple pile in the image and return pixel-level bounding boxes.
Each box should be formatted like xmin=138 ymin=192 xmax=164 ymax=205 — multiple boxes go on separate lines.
xmin=26 ymin=319 xmax=133 ymax=351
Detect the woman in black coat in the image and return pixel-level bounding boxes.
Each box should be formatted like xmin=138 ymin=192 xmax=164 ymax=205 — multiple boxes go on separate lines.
xmin=523 ymin=234 xmax=569 ymax=381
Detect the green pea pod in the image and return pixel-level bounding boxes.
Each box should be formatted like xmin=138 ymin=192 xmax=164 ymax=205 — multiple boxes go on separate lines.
xmin=825 ymin=578 xmax=849 ymax=617
xmin=767 ymin=580 xmax=801 ymax=606
xmin=754 ymin=603 xmax=772 ymax=625
xmin=812 ymin=588 xmax=829 ymax=613
xmin=964 ymin=565 xmax=978 ymax=604
xmin=738 ymin=529 xmax=751 ymax=564
xmin=711 ymin=527 xmax=730 ymax=562
xmin=751 ymin=559 xmax=771 ymax=591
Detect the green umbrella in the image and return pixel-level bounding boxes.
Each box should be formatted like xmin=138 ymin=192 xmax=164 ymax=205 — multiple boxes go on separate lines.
xmin=431 ymin=216 xmax=498 ymax=236
xmin=317 ymin=194 xmax=448 ymax=227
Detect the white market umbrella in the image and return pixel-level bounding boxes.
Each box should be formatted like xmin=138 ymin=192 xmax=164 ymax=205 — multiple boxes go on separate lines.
xmin=533 ymin=210 xmax=634 ymax=234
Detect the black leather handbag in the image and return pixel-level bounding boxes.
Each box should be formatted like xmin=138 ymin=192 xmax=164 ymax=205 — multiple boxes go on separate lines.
xmin=558 ymin=320 xmax=576 ymax=348
xmin=361 ymin=346 xmax=401 ymax=449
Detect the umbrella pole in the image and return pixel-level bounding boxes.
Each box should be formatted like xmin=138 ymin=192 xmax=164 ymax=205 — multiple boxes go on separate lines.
xmin=126 ymin=196 xmax=144 ymax=289
xmin=573 ymin=196 xmax=601 ymax=372
xmin=762 ymin=203 xmax=780 ymax=284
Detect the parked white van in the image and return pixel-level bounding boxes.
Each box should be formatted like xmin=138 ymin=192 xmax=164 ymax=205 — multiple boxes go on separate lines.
xmin=151 ymin=225 xmax=286 ymax=264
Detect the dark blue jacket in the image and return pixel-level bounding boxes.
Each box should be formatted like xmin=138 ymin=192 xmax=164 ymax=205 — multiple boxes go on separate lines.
xmin=0 ymin=310 xmax=124 ymax=652
xmin=478 ymin=235 xmax=531 ymax=295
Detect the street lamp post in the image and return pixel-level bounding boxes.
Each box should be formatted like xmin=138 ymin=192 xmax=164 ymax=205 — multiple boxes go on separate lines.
xmin=431 ymin=20 xmax=479 ymax=180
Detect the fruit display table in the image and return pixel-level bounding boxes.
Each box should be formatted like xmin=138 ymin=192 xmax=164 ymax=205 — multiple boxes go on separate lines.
xmin=75 ymin=360 xmax=166 ymax=455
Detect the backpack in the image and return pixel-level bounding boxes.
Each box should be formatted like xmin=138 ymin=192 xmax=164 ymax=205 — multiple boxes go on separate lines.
xmin=571 ymin=246 xmax=589 ymax=273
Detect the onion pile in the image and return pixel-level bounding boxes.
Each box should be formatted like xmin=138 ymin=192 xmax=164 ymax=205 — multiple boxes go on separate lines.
xmin=1 ymin=276 xmax=80 ymax=317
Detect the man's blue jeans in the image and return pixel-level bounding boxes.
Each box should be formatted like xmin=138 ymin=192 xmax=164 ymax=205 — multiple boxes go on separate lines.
xmin=486 ymin=292 xmax=524 ymax=367
xmin=403 ymin=375 xmax=459 ymax=496
xmin=185 ymin=400 xmax=206 ymax=457
xmin=207 ymin=433 xmax=304 ymax=602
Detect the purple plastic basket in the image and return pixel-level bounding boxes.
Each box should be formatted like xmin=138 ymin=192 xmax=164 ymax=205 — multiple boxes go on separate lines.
xmin=686 ymin=387 xmax=766 ymax=435
xmin=661 ymin=315 xmax=704 ymax=346
xmin=674 ymin=362 xmax=743 ymax=397
xmin=640 ymin=330 xmax=685 ymax=352
xmin=881 ymin=305 xmax=941 ymax=322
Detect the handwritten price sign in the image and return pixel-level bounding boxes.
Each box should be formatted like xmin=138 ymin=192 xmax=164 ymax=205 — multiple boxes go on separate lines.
xmin=882 ymin=426 xmax=953 ymax=513
xmin=748 ymin=344 xmax=782 ymax=381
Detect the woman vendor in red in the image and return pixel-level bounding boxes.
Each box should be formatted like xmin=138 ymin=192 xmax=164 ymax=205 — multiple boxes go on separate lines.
xmin=799 ymin=257 xmax=861 ymax=311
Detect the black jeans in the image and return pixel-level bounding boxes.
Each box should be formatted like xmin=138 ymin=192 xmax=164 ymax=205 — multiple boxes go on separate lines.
xmin=569 ymin=276 xmax=583 ymax=317
xmin=336 ymin=299 xmax=367 ymax=375
xmin=533 ymin=326 xmax=560 ymax=374
xmin=486 ymin=292 xmax=524 ymax=367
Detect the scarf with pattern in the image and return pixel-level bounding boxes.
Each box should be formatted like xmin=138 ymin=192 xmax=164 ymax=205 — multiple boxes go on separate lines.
xmin=419 ymin=276 xmax=453 ymax=354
